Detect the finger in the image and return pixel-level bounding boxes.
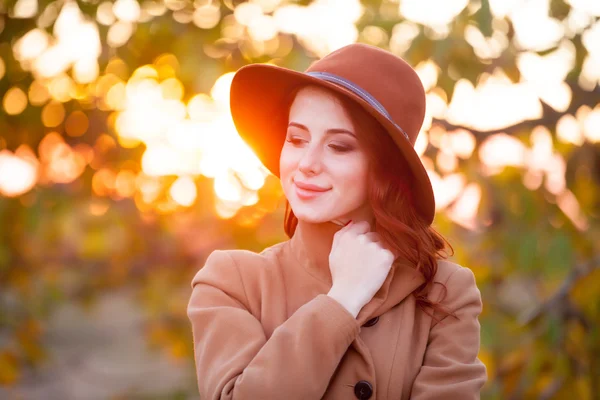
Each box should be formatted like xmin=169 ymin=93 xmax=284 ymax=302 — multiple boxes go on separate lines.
xmin=362 ymin=232 xmax=381 ymax=243
xmin=380 ymin=251 xmax=396 ymax=267
xmin=346 ymin=220 xmax=371 ymax=235
xmin=333 ymin=220 xmax=354 ymax=240
xmin=332 ymin=220 xmax=354 ymax=246
xmin=383 ymin=245 xmax=400 ymax=260
xmin=334 ymin=219 xmax=361 ymax=237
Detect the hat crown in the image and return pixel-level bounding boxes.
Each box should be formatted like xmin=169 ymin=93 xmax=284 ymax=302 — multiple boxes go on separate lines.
xmin=305 ymin=43 xmax=426 ymax=145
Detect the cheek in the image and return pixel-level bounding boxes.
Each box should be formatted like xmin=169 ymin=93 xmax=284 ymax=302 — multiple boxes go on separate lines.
xmin=334 ymin=159 xmax=369 ymax=199
xmin=279 ymin=146 xmax=295 ymax=180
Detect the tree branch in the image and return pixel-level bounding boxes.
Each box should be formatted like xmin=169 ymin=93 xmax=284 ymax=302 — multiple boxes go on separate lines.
xmin=517 ymin=254 xmax=600 ymax=326
xmin=432 ymin=81 xmax=600 ymax=139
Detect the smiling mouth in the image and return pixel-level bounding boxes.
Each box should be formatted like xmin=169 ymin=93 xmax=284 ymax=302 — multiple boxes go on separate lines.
xmin=294 ymin=182 xmax=330 ymax=199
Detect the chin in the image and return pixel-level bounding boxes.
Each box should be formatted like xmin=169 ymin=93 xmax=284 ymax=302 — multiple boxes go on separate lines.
xmin=292 ymin=211 xmax=331 ymax=224
xmin=290 ymin=205 xmax=348 ymax=225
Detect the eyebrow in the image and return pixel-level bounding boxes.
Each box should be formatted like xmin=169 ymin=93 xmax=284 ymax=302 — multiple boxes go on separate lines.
xmin=288 ymin=122 xmax=356 ymax=138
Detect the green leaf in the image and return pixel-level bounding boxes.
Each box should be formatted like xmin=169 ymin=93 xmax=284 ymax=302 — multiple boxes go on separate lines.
xmin=473 ymin=0 xmax=493 ymax=37
xmin=546 ymin=232 xmax=573 ymax=277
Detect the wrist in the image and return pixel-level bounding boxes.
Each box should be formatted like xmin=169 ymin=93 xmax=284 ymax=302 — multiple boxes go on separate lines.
xmin=327 ymin=287 xmax=360 ymax=318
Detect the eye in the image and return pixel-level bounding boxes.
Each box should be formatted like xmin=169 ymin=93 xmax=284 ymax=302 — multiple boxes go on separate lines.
xmin=329 ymin=143 xmax=352 ymax=153
xmin=285 ymin=135 xmax=304 ymax=145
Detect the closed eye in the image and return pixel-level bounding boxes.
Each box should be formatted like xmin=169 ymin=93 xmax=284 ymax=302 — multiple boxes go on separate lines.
xmin=329 ymin=144 xmax=352 ymax=152
xmin=285 ymin=137 xmax=304 ymax=145
xmin=285 ymin=135 xmax=353 ymax=153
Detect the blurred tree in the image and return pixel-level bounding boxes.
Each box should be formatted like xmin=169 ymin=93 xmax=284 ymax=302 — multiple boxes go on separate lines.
xmin=0 ymin=0 xmax=598 ymax=398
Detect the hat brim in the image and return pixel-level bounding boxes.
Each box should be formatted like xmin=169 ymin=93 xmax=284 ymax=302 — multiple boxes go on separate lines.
xmin=229 ymin=63 xmax=435 ymax=225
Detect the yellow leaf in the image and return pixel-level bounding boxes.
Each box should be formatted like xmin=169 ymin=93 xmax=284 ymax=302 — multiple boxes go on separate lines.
xmin=0 ymin=351 xmax=20 ymax=385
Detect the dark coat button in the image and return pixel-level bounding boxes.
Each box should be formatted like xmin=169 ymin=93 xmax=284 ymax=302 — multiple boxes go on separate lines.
xmin=363 ymin=316 xmax=379 ymax=327
xmin=354 ymin=380 xmax=373 ymax=399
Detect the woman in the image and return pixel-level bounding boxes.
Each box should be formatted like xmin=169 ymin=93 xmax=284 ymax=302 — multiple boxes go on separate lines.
xmin=187 ymin=43 xmax=487 ymax=399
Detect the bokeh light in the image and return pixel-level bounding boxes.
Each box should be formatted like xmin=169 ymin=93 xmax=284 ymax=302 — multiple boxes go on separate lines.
xmin=0 ymin=1 xmax=599 ymax=398
xmin=3 ymin=87 xmax=28 ymax=115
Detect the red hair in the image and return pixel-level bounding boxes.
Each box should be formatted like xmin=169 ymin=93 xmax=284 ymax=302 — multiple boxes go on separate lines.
xmin=281 ymin=84 xmax=456 ymax=321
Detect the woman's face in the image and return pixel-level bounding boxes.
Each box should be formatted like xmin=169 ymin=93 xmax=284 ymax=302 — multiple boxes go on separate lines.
xmin=279 ymin=85 xmax=372 ymax=225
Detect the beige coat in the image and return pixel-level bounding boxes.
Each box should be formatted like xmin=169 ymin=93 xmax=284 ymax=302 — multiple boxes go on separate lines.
xmin=187 ymin=222 xmax=487 ymax=399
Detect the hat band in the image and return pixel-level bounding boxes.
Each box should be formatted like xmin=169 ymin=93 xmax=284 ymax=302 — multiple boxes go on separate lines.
xmin=305 ymin=71 xmax=410 ymax=141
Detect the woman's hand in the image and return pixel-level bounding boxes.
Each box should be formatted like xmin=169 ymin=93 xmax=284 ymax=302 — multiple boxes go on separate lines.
xmin=326 ymin=220 xmax=396 ymax=318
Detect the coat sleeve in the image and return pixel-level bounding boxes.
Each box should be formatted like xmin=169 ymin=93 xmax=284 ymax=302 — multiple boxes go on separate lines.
xmin=410 ymin=266 xmax=488 ymax=400
xmin=187 ymin=249 xmax=361 ymax=400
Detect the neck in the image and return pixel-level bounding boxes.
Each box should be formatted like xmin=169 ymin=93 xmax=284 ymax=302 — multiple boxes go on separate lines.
xmin=288 ymin=218 xmax=363 ymax=287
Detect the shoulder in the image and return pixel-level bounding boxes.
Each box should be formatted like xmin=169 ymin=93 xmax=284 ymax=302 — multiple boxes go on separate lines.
xmin=211 ymin=241 xmax=287 ymax=276
xmin=223 ymin=241 xmax=286 ymax=267
xmin=190 ymin=242 xmax=288 ymax=313
xmin=191 ymin=241 xmax=287 ymax=288
xmin=428 ymin=259 xmax=482 ymax=312
xmin=431 ymin=258 xmax=458 ymax=281
xmin=433 ymin=258 xmax=478 ymax=286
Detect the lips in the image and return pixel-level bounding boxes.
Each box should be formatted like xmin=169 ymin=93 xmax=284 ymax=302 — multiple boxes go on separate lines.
xmin=293 ymin=180 xmax=329 ymax=192
xmin=293 ymin=181 xmax=330 ymax=200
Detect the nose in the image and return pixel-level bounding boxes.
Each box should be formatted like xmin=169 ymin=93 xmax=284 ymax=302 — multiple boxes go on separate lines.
xmin=298 ymin=143 xmax=323 ymax=175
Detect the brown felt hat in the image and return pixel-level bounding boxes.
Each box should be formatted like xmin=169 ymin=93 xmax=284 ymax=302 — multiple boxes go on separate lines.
xmin=229 ymin=43 xmax=435 ymax=225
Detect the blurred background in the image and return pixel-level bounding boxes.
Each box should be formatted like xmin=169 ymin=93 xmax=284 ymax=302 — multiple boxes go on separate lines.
xmin=0 ymin=0 xmax=598 ymax=399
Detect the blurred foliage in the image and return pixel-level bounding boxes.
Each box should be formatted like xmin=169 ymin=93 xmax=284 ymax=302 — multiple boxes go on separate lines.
xmin=0 ymin=0 xmax=599 ymax=398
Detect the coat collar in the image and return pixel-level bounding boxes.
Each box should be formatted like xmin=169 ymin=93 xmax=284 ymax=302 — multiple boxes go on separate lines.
xmin=287 ymin=220 xmax=426 ymax=326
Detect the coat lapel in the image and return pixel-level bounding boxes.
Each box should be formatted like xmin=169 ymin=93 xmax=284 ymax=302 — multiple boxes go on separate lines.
xmin=355 ymin=258 xmax=426 ymax=326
